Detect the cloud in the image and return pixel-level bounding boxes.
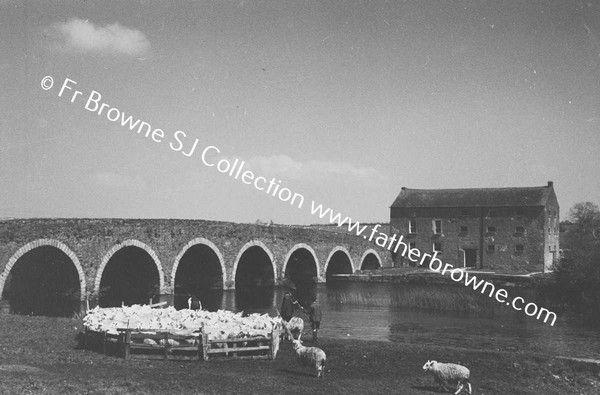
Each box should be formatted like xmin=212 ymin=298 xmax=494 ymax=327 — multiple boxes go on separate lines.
xmin=89 ymin=172 xmax=147 ymax=190
xmin=50 ymin=19 xmax=150 ymax=56
xmin=249 ymin=155 xmax=386 ymax=184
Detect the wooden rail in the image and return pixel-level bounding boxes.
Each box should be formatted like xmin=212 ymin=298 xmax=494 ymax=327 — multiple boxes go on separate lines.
xmin=121 ymin=329 xmax=201 ymax=360
xmin=199 ymin=322 xmax=281 ymax=360
xmin=84 ymin=324 xmax=281 ymax=361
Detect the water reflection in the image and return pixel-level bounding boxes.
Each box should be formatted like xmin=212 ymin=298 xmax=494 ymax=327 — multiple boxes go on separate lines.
xmin=234 ymin=285 xmax=277 ymax=313
xmin=174 ymin=281 xmax=600 ymax=360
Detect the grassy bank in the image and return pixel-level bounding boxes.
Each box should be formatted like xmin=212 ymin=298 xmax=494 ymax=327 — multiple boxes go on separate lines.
xmin=328 ymin=267 xmax=545 ymax=315
xmin=341 ymin=267 xmax=537 ymax=286
xmin=328 ymin=283 xmax=494 ymax=315
xmin=0 ymin=315 xmax=598 ymax=394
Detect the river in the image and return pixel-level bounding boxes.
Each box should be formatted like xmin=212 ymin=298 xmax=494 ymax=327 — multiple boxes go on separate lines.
xmin=183 ymin=281 xmax=600 ymax=361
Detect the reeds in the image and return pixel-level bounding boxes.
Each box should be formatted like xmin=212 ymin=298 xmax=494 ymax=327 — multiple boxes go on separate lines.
xmin=328 ymin=284 xmax=493 ymax=315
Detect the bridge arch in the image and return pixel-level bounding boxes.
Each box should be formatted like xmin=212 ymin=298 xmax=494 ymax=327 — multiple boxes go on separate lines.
xmin=282 ymin=243 xmax=320 ymax=282
xmin=360 ymin=249 xmax=382 ymax=270
xmin=324 ymin=246 xmax=355 ymax=280
xmin=0 ymin=239 xmax=86 ymax=302
xmin=232 ymin=240 xmax=276 ymax=288
xmin=94 ymin=240 xmax=165 ymax=301
xmin=171 ymin=238 xmax=226 ymax=290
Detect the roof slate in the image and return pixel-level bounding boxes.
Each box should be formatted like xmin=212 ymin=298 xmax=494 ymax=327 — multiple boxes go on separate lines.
xmin=390 ymin=185 xmax=553 ymax=208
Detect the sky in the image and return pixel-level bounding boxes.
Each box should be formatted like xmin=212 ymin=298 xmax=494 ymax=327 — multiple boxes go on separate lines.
xmin=1 ymin=0 xmax=599 ymax=225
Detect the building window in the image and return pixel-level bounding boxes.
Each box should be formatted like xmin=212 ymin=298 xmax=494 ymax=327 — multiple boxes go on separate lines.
xmin=433 ymin=242 xmax=443 ymax=252
xmin=487 ymin=244 xmax=495 ymax=253
xmin=433 ymin=220 xmax=442 ymax=234
xmin=516 ymin=244 xmax=524 ymax=252
xmin=515 ymin=226 xmax=524 ymax=235
xmin=460 ymin=209 xmax=469 ymax=216
xmin=409 ymin=219 xmax=417 ymax=234
xmin=487 ymin=226 xmax=497 ymax=233
xmin=460 ymin=225 xmax=468 ymax=233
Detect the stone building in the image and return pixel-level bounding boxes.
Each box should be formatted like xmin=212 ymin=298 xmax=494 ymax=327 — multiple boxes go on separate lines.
xmin=389 ymin=182 xmax=559 ymax=273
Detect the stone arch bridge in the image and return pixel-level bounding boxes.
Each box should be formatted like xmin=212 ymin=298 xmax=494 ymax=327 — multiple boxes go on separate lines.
xmin=0 ymin=218 xmax=391 ymax=313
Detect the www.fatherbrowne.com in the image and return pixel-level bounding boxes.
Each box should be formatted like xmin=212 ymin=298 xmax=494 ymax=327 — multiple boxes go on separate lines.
xmin=311 ymin=201 xmax=558 ymax=327
xmin=46 ymin=76 xmax=556 ymax=326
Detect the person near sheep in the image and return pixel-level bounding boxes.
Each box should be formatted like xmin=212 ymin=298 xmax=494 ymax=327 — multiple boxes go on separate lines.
xmin=308 ymin=298 xmax=322 ymax=343
xmin=422 ymin=360 xmax=472 ymax=395
xmin=280 ymin=291 xmax=295 ymax=322
xmin=188 ymin=295 xmax=201 ymax=310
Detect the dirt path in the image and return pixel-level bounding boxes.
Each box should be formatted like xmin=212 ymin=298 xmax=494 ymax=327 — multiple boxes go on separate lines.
xmin=0 ymin=315 xmax=598 ymax=394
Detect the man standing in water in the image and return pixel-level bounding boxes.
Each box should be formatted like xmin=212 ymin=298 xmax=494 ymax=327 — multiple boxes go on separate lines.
xmin=308 ymin=298 xmax=322 ymax=343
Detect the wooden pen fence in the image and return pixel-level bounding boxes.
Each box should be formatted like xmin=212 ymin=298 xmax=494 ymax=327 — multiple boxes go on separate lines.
xmin=83 ymin=323 xmax=281 ymax=361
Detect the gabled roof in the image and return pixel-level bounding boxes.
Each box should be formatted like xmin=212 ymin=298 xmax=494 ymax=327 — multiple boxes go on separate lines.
xmin=390 ymin=183 xmax=555 ymax=208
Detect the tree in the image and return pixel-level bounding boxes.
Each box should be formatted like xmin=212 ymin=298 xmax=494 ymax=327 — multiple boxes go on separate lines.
xmin=569 ymin=202 xmax=600 ymax=237
xmin=551 ymin=242 xmax=600 ymax=323
xmin=546 ymin=202 xmax=600 ymax=326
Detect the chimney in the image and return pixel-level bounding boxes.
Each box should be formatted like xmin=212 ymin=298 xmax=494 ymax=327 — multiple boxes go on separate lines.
xmin=547 ymin=181 xmax=553 ymax=187
xmin=401 ymin=187 xmax=406 ymax=191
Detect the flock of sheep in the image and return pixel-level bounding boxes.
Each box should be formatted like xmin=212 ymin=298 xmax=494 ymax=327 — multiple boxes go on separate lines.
xmin=83 ymin=306 xmax=472 ymax=393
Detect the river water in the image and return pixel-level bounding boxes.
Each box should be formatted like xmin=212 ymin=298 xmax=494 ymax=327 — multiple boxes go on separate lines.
xmin=188 ymin=281 xmax=600 ymax=361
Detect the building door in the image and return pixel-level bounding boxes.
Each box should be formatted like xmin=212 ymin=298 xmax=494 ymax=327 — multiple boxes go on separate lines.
xmin=463 ymin=249 xmax=477 ymax=268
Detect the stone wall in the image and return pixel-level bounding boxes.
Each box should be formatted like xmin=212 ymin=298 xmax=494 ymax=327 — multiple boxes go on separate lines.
xmin=390 ymin=206 xmax=549 ymax=273
xmin=0 ymin=218 xmax=392 ymax=299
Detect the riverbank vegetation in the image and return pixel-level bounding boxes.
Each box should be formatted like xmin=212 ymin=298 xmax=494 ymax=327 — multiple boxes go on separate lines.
xmin=328 ymin=282 xmax=494 ymax=315
xmin=0 ymin=314 xmax=599 ymax=394
xmin=539 ymin=201 xmax=600 ymax=326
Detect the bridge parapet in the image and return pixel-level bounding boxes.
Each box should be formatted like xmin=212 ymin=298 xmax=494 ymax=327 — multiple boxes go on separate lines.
xmin=0 ymin=218 xmax=392 ymax=301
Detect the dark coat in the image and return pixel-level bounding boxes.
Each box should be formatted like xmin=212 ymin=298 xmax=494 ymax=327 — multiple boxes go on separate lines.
xmin=281 ymin=294 xmax=294 ymax=321
xmin=308 ymin=301 xmax=322 ymax=323
xmin=190 ymin=296 xmax=201 ymax=310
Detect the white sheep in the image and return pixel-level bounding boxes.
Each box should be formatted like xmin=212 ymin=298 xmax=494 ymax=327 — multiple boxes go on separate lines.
xmin=282 ymin=316 xmax=304 ymax=341
xmin=422 ymin=360 xmax=472 ymax=394
xmin=292 ymin=339 xmax=326 ymax=378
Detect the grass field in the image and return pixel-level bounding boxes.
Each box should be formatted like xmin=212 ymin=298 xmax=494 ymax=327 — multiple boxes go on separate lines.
xmin=0 ymin=314 xmax=598 ymax=394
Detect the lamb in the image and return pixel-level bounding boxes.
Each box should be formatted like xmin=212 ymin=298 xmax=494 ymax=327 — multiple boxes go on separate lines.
xmin=206 ymin=329 xmax=228 ymax=348
xmin=422 ymin=360 xmax=472 ymax=394
xmin=292 ymin=339 xmax=326 ymax=378
xmin=159 ymin=338 xmax=180 ymax=346
xmin=282 ymin=316 xmax=304 ymax=341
